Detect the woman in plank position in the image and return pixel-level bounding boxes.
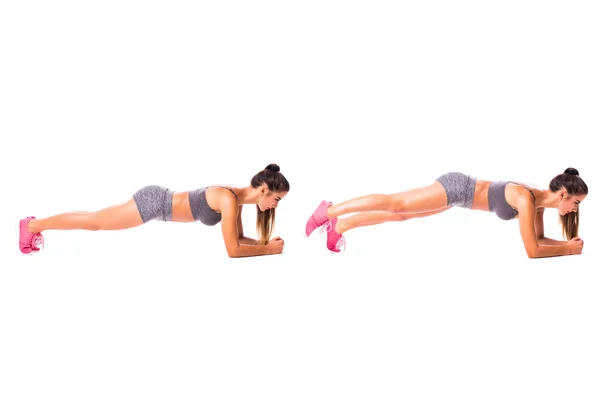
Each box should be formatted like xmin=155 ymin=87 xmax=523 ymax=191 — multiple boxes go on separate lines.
xmin=20 ymin=164 xmax=290 ymax=258
xmin=305 ymin=168 xmax=587 ymax=258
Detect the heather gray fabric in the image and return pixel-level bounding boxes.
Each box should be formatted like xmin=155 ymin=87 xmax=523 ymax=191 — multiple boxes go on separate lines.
xmin=436 ymin=172 xmax=477 ymax=208
xmin=188 ymin=186 xmax=238 ymax=226
xmin=488 ymin=181 xmax=536 ymax=220
xmin=133 ymin=185 xmax=174 ymax=223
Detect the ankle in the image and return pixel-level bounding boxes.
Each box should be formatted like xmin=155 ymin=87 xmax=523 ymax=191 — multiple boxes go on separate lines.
xmin=335 ymin=219 xmax=345 ymax=234
xmin=326 ymin=206 xmax=335 ymax=220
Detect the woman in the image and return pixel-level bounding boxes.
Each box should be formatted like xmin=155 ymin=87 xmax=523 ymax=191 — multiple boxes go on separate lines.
xmin=19 ymin=164 xmax=290 ymax=258
xmin=305 ymin=168 xmax=587 ymax=258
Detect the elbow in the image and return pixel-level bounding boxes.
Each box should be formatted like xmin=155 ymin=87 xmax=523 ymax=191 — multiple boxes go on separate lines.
xmin=526 ymin=246 xmax=540 ymax=259
xmin=226 ymin=245 xmax=243 ymax=258
xmin=223 ymin=238 xmax=242 ymax=258
xmin=227 ymin=250 xmax=240 ymax=258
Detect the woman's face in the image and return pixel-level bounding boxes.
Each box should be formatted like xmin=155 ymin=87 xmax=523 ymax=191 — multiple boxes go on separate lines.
xmin=558 ymin=192 xmax=586 ymax=216
xmin=257 ymin=189 xmax=287 ymax=212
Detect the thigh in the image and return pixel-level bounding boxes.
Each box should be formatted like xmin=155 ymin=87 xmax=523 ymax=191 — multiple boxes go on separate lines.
xmin=388 ymin=181 xmax=449 ymax=213
xmin=94 ymin=198 xmax=144 ymax=230
xmin=390 ymin=205 xmax=453 ymax=221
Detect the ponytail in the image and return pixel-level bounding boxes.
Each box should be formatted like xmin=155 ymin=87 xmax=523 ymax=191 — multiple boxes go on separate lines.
xmin=256 ymin=208 xmax=275 ymax=245
xmin=250 ymin=164 xmax=290 ymax=244
xmin=560 ymin=211 xmax=579 ymax=240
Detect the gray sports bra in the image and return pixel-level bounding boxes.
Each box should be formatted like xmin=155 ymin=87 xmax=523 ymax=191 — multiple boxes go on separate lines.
xmin=188 ymin=186 xmax=238 ymax=226
xmin=488 ymin=181 xmax=536 ymax=221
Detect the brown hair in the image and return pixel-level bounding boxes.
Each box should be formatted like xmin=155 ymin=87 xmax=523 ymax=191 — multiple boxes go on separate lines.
xmin=549 ymin=168 xmax=588 ymax=240
xmin=250 ymin=164 xmax=290 ymax=245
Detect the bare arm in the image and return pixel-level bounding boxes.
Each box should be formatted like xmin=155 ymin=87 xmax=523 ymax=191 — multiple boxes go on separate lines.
xmin=236 ymin=205 xmax=258 ymax=245
xmin=534 ymin=207 xmax=567 ymax=246
xmin=220 ymin=196 xmax=273 ymax=258
xmin=518 ymin=195 xmax=574 ymax=258
xmin=538 ymin=237 xmax=567 ymax=246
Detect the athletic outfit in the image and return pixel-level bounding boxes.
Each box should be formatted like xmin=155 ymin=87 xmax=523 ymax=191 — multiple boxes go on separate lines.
xmin=435 ymin=172 xmax=536 ymax=220
xmin=132 ymin=185 xmax=237 ymax=225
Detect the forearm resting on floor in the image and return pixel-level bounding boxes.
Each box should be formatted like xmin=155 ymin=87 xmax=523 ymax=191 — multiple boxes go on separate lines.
xmin=229 ymin=244 xmax=271 ymax=258
xmin=531 ymin=243 xmax=574 ymax=258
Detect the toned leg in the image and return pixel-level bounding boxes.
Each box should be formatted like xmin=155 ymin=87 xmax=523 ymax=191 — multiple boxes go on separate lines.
xmin=326 ymin=181 xmax=449 ymax=219
xmin=336 ymin=206 xmax=453 ymax=234
xmin=28 ymin=198 xmax=144 ymax=233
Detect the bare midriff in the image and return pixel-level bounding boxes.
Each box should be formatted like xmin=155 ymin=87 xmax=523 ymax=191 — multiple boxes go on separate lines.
xmin=171 ymin=191 xmax=195 ymax=222
xmin=471 ymin=179 xmax=492 ymax=211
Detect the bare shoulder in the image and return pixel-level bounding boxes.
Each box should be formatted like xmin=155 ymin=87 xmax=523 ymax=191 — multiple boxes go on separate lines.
xmin=515 ymin=186 xmax=537 ymax=214
xmin=510 ymin=181 xmax=543 ymax=198
xmin=205 ymin=186 xmax=239 ymax=214
xmin=501 ymin=184 xmax=532 ymax=219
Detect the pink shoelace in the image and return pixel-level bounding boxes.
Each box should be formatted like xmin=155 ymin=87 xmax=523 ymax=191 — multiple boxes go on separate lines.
xmin=319 ymin=220 xmax=346 ymax=251
xmin=30 ymin=233 xmax=44 ymax=252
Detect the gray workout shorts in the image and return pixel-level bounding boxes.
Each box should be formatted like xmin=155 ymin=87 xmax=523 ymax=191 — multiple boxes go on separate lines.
xmin=436 ymin=172 xmax=477 ymax=209
xmin=132 ymin=185 xmax=174 ymax=223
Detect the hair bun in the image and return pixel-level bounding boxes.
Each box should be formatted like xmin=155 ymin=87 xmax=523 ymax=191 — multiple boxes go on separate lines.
xmin=564 ymin=167 xmax=579 ymax=176
xmin=265 ymin=163 xmax=280 ymax=172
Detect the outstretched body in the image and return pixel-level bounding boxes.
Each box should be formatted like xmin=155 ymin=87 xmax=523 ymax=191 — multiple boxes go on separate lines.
xmin=306 ymin=168 xmax=587 ymax=258
xmin=19 ymin=164 xmax=290 ymax=258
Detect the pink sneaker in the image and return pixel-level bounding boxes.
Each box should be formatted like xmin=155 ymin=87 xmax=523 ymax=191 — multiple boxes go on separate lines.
xmin=19 ymin=217 xmax=44 ymax=254
xmin=305 ymin=200 xmax=332 ymax=237
xmin=321 ymin=218 xmax=345 ymax=253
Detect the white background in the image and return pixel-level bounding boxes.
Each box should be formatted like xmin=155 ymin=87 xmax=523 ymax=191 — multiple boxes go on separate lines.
xmin=1 ymin=1 xmax=599 ymax=399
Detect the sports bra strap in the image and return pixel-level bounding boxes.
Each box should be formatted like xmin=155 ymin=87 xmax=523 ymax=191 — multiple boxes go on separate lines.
xmin=207 ymin=185 xmax=238 ymax=200
xmin=509 ymin=181 xmax=536 ymax=201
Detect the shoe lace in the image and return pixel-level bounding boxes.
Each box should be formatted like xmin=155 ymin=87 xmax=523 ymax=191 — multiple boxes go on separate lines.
xmin=31 ymin=233 xmax=44 ymax=251
xmin=319 ymin=220 xmax=333 ymax=234
xmin=321 ymin=220 xmax=346 ymax=251
xmin=335 ymin=236 xmax=346 ymax=251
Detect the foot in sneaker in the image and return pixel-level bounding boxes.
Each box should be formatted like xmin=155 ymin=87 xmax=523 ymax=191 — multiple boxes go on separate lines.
xmin=19 ymin=217 xmax=44 ymax=254
xmin=323 ymin=218 xmax=345 ymax=253
xmin=305 ymin=200 xmax=332 ymax=237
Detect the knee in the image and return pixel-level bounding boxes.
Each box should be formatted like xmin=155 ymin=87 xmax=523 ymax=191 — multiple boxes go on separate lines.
xmin=387 ymin=195 xmax=405 ymax=213
xmin=389 ymin=212 xmax=406 ymax=222
xmin=87 ymin=215 xmax=102 ymax=231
